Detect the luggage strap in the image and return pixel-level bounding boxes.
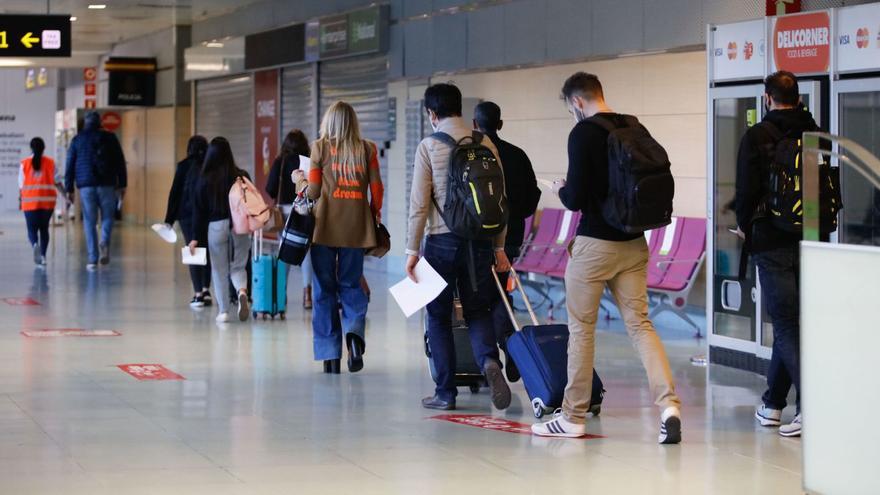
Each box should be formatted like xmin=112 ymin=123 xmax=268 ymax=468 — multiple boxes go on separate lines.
xmin=491 ymin=266 xmax=538 ymax=331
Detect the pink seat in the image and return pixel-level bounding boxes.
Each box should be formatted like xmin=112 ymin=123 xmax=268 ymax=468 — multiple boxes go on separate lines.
xmin=514 ymin=209 xmax=563 ymax=273
xmin=653 ymin=218 xmax=707 ymax=292
xmin=647 ymin=219 xmax=685 ymax=287
xmin=546 ymin=212 xmax=581 ymax=278
xmin=534 ymin=211 xmax=579 ymax=276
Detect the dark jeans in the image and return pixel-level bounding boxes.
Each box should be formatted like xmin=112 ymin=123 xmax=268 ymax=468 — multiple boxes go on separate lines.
xmin=424 ymin=233 xmax=501 ymax=401
xmin=310 ymin=244 xmax=367 ymax=361
xmin=179 ymin=219 xmax=211 ymax=294
xmin=756 ymin=246 xmax=800 ymax=412
xmin=24 ymin=209 xmax=53 ymax=256
xmin=492 ymin=246 xmax=521 ymax=352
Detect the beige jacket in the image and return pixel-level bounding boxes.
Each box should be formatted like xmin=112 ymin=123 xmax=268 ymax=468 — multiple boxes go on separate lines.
xmin=405 ymin=117 xmax=506 ymax=255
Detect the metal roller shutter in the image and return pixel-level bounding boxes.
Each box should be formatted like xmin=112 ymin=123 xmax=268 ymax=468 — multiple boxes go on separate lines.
xmin=281 ymin=65 xmax=317 ymax=141
xmin=195 ymin=75 xmax=254 ymax=176
xmin=319 ymin=55 xmax=389 ymax=144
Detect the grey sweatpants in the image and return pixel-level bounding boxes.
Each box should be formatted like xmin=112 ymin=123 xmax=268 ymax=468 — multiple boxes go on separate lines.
xmin=208 ymin=219 xmax=250 ymax=314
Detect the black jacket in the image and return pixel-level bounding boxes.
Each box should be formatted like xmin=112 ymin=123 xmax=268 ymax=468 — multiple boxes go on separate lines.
xmin=490 ymin=135 xmax=541 ymax=252
xmin=163 ymin=157 xmax=201 ymax=228
xmin=735 ymin=107 xmax=819 ymax=252
xmin=192 ymin=169 xmax=250 ymax=243
xmin=265 ymin=155 xmax=300 ymax=205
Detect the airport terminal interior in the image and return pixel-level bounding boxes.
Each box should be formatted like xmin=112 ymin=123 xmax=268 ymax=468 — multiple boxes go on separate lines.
xmin=1 ymin=0 xmax=879 ymax=493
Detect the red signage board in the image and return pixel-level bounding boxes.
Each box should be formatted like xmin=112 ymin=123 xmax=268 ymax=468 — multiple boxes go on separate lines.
xmin=767 ymin=0 xmax=801 ymax=17
xmin=83 ymin=66 xmax=97 ymax=81
xmin=773 ymin=11 xmax=831 ymax=73
xmin=3 ymin=297 xmax=40 ymax=306
xmin=430 ymin=414 xmax=603 ymax=439
xmin=253 ymin=69 xmax=279 ymax=204
xmin=118 ymin=364 xmax=185 ymax=381
xmin=22 ymin=328 xmax=121 ymax=338
xmin=101 ymin=112 xmax=121 ymax=132
xmin=84 ymin=83 xmax=96 ymax=96
xmin=84 ymin=99 xmax=96 ymax=109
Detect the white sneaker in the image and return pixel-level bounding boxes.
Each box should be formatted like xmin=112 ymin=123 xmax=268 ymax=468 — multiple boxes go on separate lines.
xmin=779 ymin=414 xmax=801 ymax=437
xmin=755 ymin=405 xmax=782 ymax=427
xmin=86 ymin=263 xmax=98 ymax=271
xmin=659 ymin=406 xmax=682 ymax=444
xmin=215 ymin=312 xmax=232 ymax=323
xmin=531 ymin=410 xmax=586 ymax=438
xmin=237 ymin=292 xmax=250 ymax=321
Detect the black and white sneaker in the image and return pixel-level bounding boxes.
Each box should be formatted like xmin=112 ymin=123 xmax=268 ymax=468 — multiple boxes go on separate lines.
xmin=483 ymin=360 xmax=511 ymax=410
xmin=659 ymin=407 xmax=682 ymax=445
xmin=189 ymin=295 xmax=205 ymax=308
xmin=531 ymin=409 xmax=586 ymax=438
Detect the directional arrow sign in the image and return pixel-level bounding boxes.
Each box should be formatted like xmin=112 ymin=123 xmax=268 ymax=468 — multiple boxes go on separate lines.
xmin=21 ymin=32 xmax=39 ymax=49
xmin=0 ymin=15 xmax=70 ymax=57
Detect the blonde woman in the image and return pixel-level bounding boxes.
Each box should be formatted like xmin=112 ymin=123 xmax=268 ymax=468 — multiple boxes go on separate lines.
xmin=293 ymin=101 xmax=384 ymax=374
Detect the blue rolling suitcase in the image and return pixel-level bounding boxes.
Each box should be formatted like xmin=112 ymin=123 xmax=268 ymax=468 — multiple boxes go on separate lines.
xmin=251 ymin=231 xmax=288 ymax=320
xmin=493 ymin=267 xmax=604 ymax=419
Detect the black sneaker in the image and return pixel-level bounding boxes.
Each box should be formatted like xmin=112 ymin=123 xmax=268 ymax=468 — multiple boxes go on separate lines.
xmin=484 ymin=360 xmax=511 ymax=410
xmin=99 ymin=243 xmax=110 ymax=265
xmin=189 ymin=295 xmax=204 ymax=308
xmin=201 ymin=291 xmax=213 ymax=307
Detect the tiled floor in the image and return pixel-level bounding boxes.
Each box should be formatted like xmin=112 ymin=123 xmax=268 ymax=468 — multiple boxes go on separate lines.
xmin=0 ymin=217 xmax=803 ymax=494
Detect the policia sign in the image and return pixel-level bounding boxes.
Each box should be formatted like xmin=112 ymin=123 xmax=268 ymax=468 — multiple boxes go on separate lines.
xmin=0 ymin=15 xmax=71 ymax=57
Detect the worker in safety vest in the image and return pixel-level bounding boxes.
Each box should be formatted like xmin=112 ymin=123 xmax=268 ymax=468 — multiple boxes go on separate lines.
xmin=19 ymin=137 xmax=57 ymax=267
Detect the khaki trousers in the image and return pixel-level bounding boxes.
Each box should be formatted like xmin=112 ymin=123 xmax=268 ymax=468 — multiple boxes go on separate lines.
xmin=562 ymin=235 xmax=681 ymax=423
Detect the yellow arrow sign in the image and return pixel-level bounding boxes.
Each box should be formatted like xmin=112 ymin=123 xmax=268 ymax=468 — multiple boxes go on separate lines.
xmin=21 ymin=32 xmax=39 ymax=49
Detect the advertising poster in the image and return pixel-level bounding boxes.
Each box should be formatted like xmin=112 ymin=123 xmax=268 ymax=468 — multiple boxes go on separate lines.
xmin=253 ymin=69 xmax=278 ymax=203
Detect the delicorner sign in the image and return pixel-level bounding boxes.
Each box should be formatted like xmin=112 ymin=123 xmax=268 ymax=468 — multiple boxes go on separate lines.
xmin=773 ymin=11 xmax=831 ymax=73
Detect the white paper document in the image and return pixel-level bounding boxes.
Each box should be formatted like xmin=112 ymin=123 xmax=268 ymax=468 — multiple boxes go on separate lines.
xmin=389 ymin=258 xmax=448 ymax=318
xmin=182 ymin=247 xmax=208 ymax=266
xmin=299 ymin=155 xmax=311 ymax=172
xmin=536 ymin=178 xmax=555 ymax=190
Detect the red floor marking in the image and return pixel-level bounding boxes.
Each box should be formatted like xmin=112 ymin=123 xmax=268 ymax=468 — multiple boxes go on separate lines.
xmin=21 ymin=328 xmax=122 ymax=338
xmin=3 ymin=297 xmax=40 ymax=306
xmin=118 ymin=364 xmax=185 ymax=381
xmin=430 ymin=414 xmax=603 ymax=439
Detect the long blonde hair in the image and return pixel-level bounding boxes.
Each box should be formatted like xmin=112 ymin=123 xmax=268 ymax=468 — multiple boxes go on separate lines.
xmin=319 ymin=101 xmax=366 ymax=180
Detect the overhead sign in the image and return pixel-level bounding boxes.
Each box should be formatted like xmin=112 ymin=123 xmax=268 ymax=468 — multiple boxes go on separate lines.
xmin=106 ymin=57 xmax=157 ymax=107
xmin=430 ymin=414 xmax=603 ymax=438
xmin=772 ymin=11 xmax=831 ymax=74
xmin=767 ymin=0 xmax=801 ymax=17
xmin=309 ymin=5 xmax=389 ymax=60
xmin=118 ymin=364 xmax=185 ymax=381
xmin=22 ymin=328 xmax=121 ymax=338
xmin=711 ymin=19 xmax=766 ymax=82
xmin=0 ymin=15 xmax=71 ymax=57
xmin=836 ymin=3 xmax=880 ymax=73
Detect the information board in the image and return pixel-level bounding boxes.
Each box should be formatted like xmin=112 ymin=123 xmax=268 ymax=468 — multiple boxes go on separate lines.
xmin=0 ymin=15 xmax=71 ymax=57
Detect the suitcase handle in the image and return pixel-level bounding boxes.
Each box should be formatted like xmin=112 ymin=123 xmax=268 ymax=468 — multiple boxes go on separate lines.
xmin=491 ymin=266 xmax=539 ymax=331
xmin=253 ymin=229 xmax=263 ymax=262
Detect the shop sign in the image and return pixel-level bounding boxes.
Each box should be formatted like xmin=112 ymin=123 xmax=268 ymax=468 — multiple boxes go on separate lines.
xmin=766 ymin=0 xmax=801 ymax=17
xmin=118 ymin=364 xmax=185 ymax=381
xmin=711 ymin=19 xmax=765 ymax=82
xmin=0 ymin=15 xmax=71 ymax=57
xmin=772 ymin=11 xmax=831 ymax=74
xmin=348 ymin=7 xmax=381 ymax=54
xmin=253 ymin=69 xmax=278 ymax=204
xmin=22 ymin=328 xmax=121 ymax=338
xmin=836 ymin=3 xmax=880 ymax=73
xmin=319 ymin=14 xmax=349 ymax=58
xmin=318 ymin=6 xmax=388 ymax=59
xmin=430 ymin=414 xmax=603 ymax=438
xmin=305 ymin=21 xmax=320 ymax=62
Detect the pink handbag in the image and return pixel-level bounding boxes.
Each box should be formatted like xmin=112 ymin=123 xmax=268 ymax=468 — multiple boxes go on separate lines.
xmin=229 ymin=176 xmax=270 ymax=234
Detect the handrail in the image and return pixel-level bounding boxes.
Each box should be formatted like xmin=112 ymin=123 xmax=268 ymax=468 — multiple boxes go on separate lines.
xmin=801 ymin=132 xmax=880 ymax=241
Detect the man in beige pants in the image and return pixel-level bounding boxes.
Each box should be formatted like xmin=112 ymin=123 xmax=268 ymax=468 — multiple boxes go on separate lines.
xmin=531 ymin=72 xmax=682 ymax=444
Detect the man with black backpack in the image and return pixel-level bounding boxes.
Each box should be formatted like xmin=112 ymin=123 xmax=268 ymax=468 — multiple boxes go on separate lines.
xmin=473 ymin=101 xmax=541 ymax=383
xmin=406 ymin=83 xmax=512 ymax=411
xmin=736 ymin=71 xmax=839 ymax=438
xmin=531 ymin=72 xmax=682 ymax=444
xmin=65 ymin=111 xmax=127 ymax=270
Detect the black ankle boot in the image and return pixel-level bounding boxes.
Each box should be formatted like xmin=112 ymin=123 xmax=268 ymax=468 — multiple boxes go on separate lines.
xmin=323 ymin=360 xmax=332 ymax=374
xmin=330 ymin=358 xmax=341 ymax=374
xmin=346 ymin=334 xmax=365 ymax=373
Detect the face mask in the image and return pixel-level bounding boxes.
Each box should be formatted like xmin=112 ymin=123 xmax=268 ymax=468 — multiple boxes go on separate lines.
xmin=572 ymin=106 xmax=587 ymax=124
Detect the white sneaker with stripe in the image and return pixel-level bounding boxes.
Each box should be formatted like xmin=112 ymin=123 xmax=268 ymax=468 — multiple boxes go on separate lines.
xmin=531 ymin=410 xmax=586 ymax=438
xmin=659 ymin=406 xmax=682 ymax=444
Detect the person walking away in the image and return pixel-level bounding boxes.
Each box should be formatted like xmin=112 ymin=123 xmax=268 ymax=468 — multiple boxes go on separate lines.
xmin=267 ymin=129 xmax=314 ymax=310
xmin=530 ymin=72 xmax=682 ymax=443
xmin=737 ymin=71 xmax=826 ymax=438
xmin=406 ymin=83 xmax=512 ymax=411
xmin=64 ymin=111 xmax=127 ymax=270
xmin=473 ymin=101 xmax=541 ymax=383
xmin=292 ymin=102 xmax=383 ymax=374
xmin=19 ymin=137 xmax=57 ymax=267
xmin=163 ymin=135 xmax=212 ymax=308
xmin=190 ymin=137 xmax=252 ymax=323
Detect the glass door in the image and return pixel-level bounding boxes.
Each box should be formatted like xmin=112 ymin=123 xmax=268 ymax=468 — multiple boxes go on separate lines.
xmin=708 ymin=85 xmax=763 ymax=356
xmin=833 ymin=78 xmax=880 ymax=247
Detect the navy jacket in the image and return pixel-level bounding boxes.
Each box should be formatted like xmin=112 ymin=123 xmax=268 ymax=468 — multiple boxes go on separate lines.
xmin=65 ymin=118 xmax=127 ymax=192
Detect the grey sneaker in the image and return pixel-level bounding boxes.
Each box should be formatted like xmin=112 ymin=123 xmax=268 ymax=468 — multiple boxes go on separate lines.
xmin=779 ymin=414 xmax=801 ymax=437
xmin=33 ymin=243 xmax=41 ymax=265
xmin=483 ymin=360 xmax=511 ymax=410
xmin=99 ymin=244 xmax=110 ymax=265
xmin=755 ymin=405 xmax=782 ymax=427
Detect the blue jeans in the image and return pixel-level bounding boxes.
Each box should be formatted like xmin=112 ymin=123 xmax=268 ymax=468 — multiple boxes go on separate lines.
xmin=79 ymin=186 xmax=117 ymax=264
xmin=310 ymin=244 xmax=368 ymax=361
xmin=424 ymin=233 xmax=501 ymax=401
xmin=756 ymin=246 xmax=801 ymax=412
xmin=24 ymin=209 xmax=53 ymax=256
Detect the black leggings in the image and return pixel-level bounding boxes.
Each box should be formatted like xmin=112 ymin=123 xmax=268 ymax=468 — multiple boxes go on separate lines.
xmin=179 ymin=220 xmax=211 ymax=293
xmin=24 ymin=209 xmax=53 ymax=256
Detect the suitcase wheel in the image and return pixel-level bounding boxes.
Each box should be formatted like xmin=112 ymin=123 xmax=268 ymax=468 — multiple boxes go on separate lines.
xmin=270 ymin=314 xmax=275 ymax=320
xmin=252 ymin=311 xmax=257 ymax=318
xmin=262 ymin=314 xmax=268 ymax=320
xmin=468 ymin=384 xmax=480 ymax=394
xmin=532 ymin=398 xmax=544 ymax=418
xmin=279 ymin=312 xmax=286 ymax=320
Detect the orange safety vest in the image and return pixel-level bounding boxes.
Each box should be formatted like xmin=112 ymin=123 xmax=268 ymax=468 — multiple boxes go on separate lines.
xmin=20 ymin=156 xmax=57 ymax=211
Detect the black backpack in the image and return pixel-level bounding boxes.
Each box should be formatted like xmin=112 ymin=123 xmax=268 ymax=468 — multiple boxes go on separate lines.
xmin=759 ymin=121 xmax=841 ymax=235
xmin=587 ymin=115 xmax=674 ymax=233
xmin=431 ymin=131 xmax=508 ymax=240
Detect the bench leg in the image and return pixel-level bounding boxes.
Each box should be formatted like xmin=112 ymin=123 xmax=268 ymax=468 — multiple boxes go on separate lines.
xmin=649 ymin=297 xmax=703 ymax=339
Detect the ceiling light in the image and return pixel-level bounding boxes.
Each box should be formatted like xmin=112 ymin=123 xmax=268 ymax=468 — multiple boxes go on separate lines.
xmin=70 ymin=16 xmax=77 ymax=21
xmin=205 ymin=42 xmax=224 ymax=48
xmin=0 ymin=59 xmax=34 ymax=67
xmin=88 ymin=4 xmax=107 ymax=9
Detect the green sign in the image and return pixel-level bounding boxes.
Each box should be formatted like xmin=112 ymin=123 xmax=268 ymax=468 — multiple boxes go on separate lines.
xmin=317 ymin=6 xmax=387 ymax=59
xmin=319 ymin=14 xmax=348 ymax=58
xmin=746 ymin=109 xmax=758 ymax=127
xmin=348 ymin=8 xmax=381 ymax=54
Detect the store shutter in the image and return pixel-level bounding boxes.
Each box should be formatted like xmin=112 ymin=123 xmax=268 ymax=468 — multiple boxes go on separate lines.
xmin=319 ymin=55 xmax=389 ymax=144
xmin=195 ymin=75 xmax=254 ymax=176
xmin=281 ymin=65 xmax=317 ymax=141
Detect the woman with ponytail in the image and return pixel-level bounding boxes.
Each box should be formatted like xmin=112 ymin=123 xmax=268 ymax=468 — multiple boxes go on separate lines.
xmin=19 ymin=137 xmax=57 ymax=266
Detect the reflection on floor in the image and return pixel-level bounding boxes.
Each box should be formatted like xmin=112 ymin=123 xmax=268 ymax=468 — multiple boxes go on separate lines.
xmin=0 ymin=218 xmax=802 ymax=494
